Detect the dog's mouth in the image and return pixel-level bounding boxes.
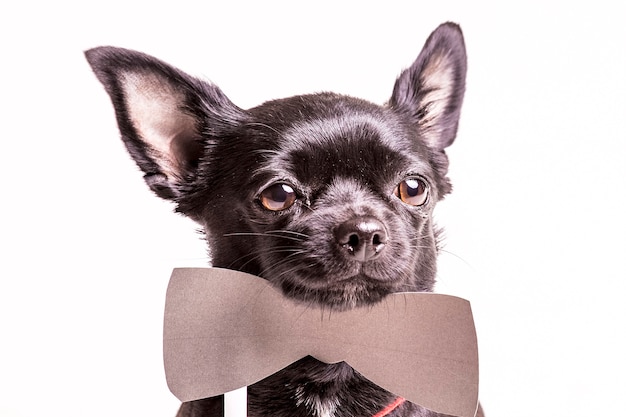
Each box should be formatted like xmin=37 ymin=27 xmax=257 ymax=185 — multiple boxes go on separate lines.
xmin=276 ymin=270 xmax=399 ymax=311
xmin=254 ymin=245 xmax=414 ymax=310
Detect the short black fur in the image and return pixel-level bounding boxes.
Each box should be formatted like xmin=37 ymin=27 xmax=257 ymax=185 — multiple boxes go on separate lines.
xmin=86 ymin=22 xmax=470 ymax=417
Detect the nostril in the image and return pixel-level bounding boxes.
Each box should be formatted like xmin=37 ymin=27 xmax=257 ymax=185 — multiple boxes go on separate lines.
xmin=347 ymin=233 xmax=360 ymax=249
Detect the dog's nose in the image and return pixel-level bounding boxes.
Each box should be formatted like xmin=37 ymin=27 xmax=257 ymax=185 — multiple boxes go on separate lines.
xmin=334 ymin=216 xmax=387 ymax=262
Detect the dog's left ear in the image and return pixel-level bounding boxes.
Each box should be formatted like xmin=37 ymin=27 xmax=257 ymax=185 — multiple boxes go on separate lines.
xmin=390 ymin=23 xmax=467 ymax=151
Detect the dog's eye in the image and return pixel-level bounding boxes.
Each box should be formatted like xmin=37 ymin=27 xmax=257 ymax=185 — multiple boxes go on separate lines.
xmin=259 ymin=183 xmax=297 ymax=211
xmin=394 ymin=178 xmax=429 ymax=206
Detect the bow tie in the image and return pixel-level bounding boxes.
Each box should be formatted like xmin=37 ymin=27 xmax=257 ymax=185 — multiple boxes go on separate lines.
xmin=163 ymin=268 xmax=479 ymax=417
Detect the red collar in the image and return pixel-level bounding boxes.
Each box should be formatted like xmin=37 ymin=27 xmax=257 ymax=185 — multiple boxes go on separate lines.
xmin=372 ymin=397 xmax=406 ymax=417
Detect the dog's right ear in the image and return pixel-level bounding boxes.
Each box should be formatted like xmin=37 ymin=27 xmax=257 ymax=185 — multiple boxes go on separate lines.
xmin=85 ymin=47 xmax=245 ymax=200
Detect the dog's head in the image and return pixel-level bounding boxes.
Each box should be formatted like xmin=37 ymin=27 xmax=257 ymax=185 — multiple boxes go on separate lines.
xmin=86 ymin=23 xmax=467 ymax=310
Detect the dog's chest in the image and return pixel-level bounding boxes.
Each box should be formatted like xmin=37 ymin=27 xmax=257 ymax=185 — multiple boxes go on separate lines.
xmin=294 ymin=386 xmax=341 ymax=417
xmin=248 ymin=377 xmax=418 ymax=417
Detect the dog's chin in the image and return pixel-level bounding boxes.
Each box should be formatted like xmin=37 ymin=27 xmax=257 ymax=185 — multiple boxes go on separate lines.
xmin=276 ymin=272 xmax=397 ymax=311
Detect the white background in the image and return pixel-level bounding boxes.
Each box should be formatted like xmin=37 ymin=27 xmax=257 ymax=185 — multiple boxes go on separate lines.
xmin=1 ymin=1 xmax=625 ymax=416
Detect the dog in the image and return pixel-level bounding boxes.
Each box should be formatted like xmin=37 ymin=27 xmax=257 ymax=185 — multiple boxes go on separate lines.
xmin=86 ymin=22 xmax=469 ymax=417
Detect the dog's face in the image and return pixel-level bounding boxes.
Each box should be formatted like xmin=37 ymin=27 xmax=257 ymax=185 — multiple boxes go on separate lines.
xmin=86 ymin=23 xmax=466 ymax=311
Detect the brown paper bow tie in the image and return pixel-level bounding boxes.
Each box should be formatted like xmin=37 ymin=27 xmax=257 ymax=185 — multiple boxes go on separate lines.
xmin=163 ymin=268 xmax=479 ymax=417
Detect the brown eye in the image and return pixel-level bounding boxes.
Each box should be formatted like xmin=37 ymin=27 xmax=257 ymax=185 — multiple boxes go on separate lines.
xmin=394 ymin=178 xmax=428 ymax=206
xmin=259 ymin=183 xmax=297 ymax=211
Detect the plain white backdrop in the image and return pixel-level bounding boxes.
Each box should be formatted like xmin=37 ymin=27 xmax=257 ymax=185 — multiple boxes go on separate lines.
xmin=1 ymin=1 xmax=625 ymax=416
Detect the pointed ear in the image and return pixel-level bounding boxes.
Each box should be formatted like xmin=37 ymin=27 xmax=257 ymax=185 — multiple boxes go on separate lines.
xmin=85 ymin=47 xmax=245 ymax=200
xmin=390 ymin=23 xmax=467 ymax=151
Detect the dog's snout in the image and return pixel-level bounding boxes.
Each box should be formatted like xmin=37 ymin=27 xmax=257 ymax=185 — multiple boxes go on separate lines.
xmin=334 ymin=216 xmax=387 ymax=262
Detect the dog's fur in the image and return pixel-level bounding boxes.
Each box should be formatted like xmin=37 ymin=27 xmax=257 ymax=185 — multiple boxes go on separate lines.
xmin=86 ymin=22 xmax=468 ymax=417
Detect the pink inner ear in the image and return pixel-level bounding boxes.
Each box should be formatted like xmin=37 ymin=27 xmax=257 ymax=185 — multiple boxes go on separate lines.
xmin=122 ymin=71 xmax=200 ymax=180
xmin=416 ymin=52 xmax=457 ymax=148
xmin=420 ymin=53 xmax=455 ymax=113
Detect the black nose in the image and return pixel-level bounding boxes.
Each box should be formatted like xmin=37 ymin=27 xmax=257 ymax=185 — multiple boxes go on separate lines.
xmin=334 ymin=216 xmax=388 ymax=262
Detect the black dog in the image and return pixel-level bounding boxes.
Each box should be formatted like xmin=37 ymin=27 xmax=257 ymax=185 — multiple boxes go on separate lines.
xmin=86 ymin=22 xmax=468 ymax=417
